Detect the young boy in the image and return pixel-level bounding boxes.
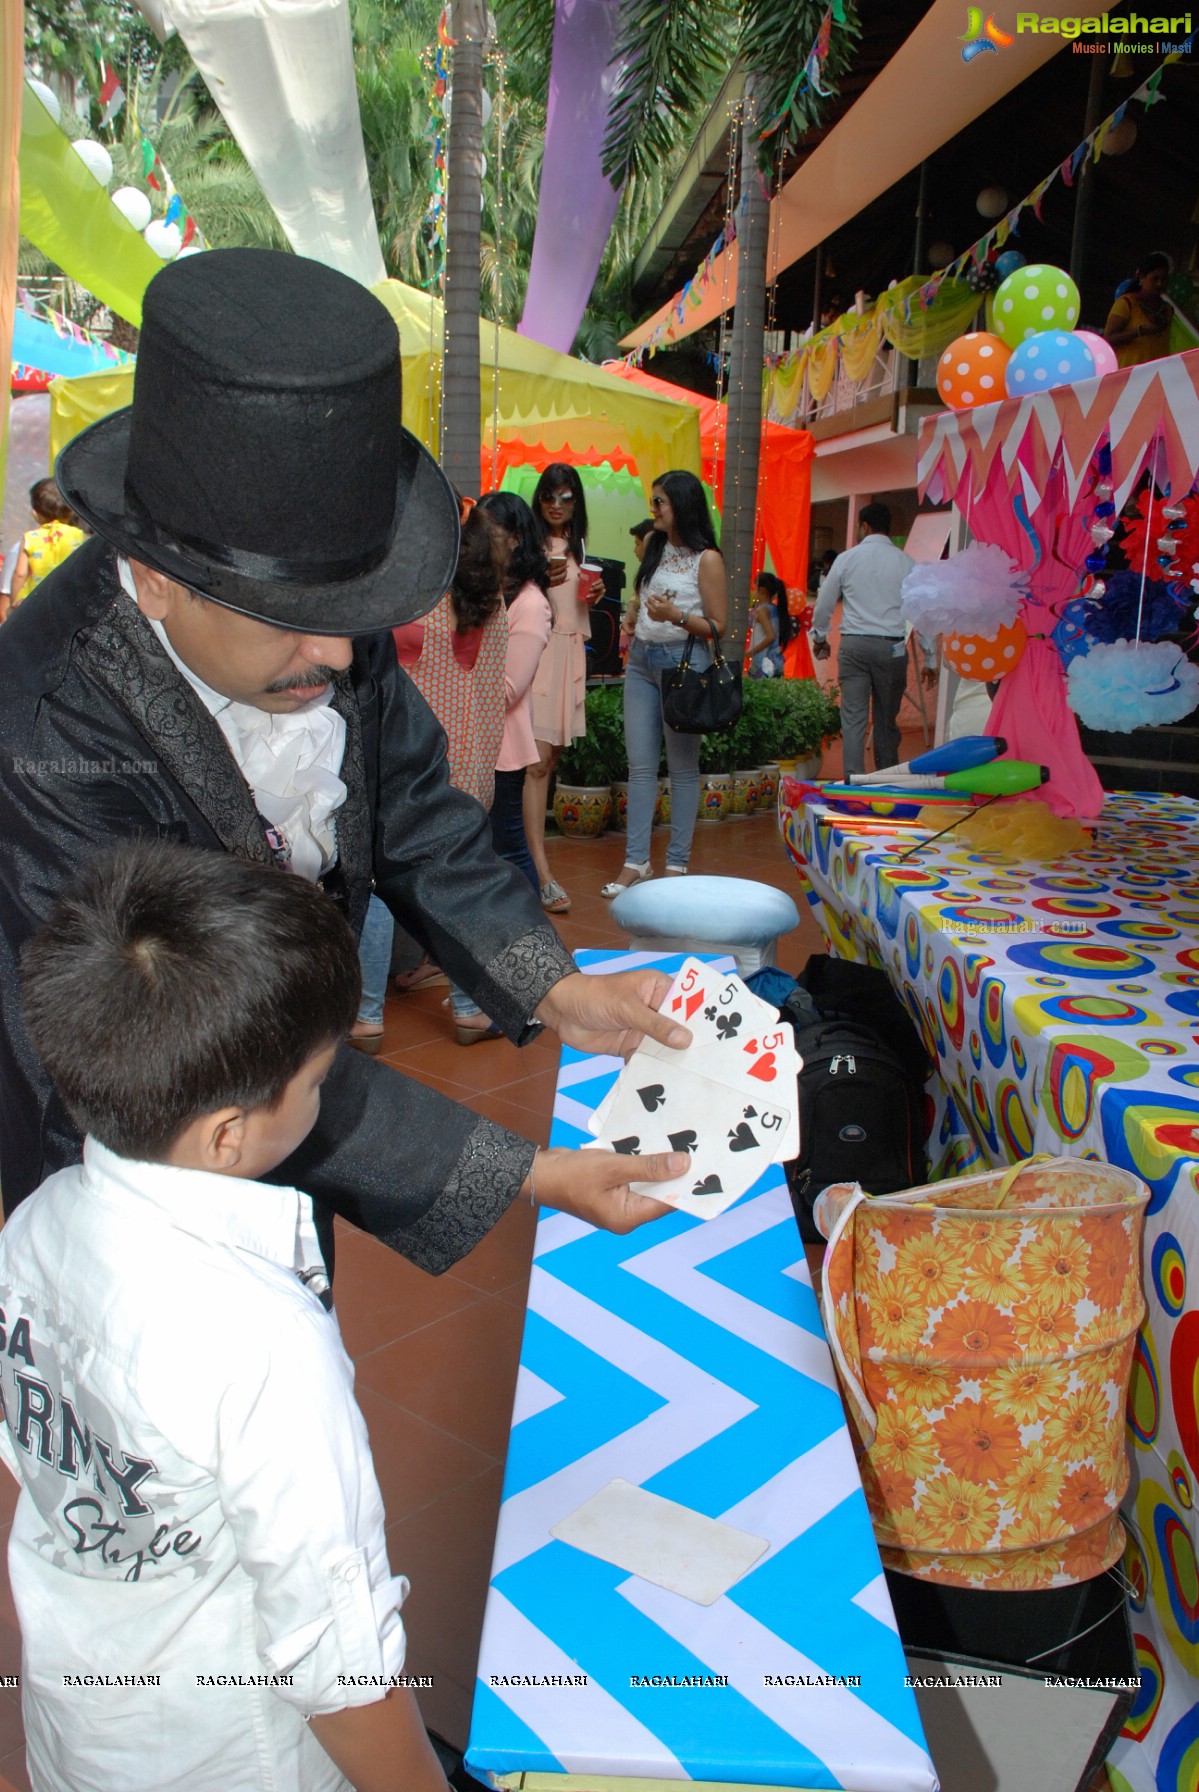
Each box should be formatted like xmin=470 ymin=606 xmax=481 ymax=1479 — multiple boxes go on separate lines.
xmin=0 ymin=841 xmax=449 ymax=1792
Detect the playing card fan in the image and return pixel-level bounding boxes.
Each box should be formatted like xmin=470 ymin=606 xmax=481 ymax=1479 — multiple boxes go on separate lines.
xmin=588 ymin=959 xmax=800 ymax=1219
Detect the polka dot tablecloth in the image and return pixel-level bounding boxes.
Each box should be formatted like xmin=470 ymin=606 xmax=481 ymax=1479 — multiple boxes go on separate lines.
xmin=779 ymin=785 xmax=1199 ymax=1792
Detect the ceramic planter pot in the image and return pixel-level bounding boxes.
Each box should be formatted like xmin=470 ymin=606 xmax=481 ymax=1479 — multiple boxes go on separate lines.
xmin=656 ymin=777 xmax=670 ymax=827
xmin=730 ymin=768 xmax=761 ymax=818
xmin=611 ymin=780 xmax=629 ymax=831
xmin=696 ymin=771 xmax=732 ymax=822
xmin=757 ymin=763 xmax=781 ymax=810
xmin=553 ymin=783 xmax=612 ymax=838
xmin=777 ymin=752 xmax=823 ymax=781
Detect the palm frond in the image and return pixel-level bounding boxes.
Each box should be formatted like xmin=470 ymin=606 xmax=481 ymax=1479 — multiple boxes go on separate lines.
xmin=739 ymin=0 xmax=859 ymax=157
xmin=601 ymin=0 xmax=733 ymax=186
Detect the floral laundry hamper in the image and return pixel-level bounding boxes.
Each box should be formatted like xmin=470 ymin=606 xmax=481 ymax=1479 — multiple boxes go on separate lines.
xmin=816 ymin=1156 xmax=1149 ymax=1592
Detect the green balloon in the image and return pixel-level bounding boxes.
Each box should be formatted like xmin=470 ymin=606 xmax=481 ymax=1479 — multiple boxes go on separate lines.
xmin=992 ymin=263 xmax=1081 ymax=344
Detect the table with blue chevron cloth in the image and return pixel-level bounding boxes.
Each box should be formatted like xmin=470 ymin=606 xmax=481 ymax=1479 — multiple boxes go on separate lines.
xmin=465 ymin=950 xmax=938 ymax=1792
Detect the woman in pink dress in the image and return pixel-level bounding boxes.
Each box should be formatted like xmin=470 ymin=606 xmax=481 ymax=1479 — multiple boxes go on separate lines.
xmin=524 ymin=464 xmax=592 ymax=915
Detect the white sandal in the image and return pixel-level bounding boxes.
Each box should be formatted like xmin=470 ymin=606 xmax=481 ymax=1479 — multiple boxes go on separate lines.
xmin=600 ymin=860 xmax=652 ymax=900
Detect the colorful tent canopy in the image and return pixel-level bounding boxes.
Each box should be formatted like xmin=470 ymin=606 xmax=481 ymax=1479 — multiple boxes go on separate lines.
xmin=370 ymin=281 xmax=701 ymax=495
xmin=568 ymin=362 xmax=813 ymax=592
xmin=12 ymin=310 xmax=132 ymax=380
xmin=45 ymin=283 xmax=703 ymax=498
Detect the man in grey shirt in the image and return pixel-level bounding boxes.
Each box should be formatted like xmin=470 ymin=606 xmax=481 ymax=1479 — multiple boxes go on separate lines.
xmin=810 ymin=503 xmax=938 ymax=776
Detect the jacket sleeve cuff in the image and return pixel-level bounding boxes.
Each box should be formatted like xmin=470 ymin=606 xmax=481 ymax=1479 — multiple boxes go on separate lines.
xmin=475 ymin=924 xmax=576 ymax=1042
xmin=384 ymin=1116 xmax=537 ymax=1274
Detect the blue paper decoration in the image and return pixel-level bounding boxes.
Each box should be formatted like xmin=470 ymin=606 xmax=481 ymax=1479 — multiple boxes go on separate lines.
xmin=1067 ymin=641 xmax=1199 ymax=732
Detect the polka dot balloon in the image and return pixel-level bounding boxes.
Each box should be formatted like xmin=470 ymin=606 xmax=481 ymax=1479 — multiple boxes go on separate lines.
xmin=1005 ymin=329 xmax=1097 ymax=396
xmin=942 ymin=616 xmax=1028 ymax=679
xmin=992 ymin=263 xmax=1081 ymax=344
xmin=936 ymin=332 xmax=1012 ymax=409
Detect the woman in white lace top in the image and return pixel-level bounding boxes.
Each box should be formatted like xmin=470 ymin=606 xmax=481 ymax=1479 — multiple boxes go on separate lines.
xmin=601 ymin=470 xmax=728 ymax=898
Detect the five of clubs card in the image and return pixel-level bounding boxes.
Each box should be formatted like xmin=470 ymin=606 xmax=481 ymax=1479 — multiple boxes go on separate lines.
xmin=587 ymin=957 xmax=801 ymax=1219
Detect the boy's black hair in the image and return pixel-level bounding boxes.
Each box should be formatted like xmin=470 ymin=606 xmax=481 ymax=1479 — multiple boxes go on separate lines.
xmin=29 ymin=478 xmax=79 ymax=527
xmin=21 ymin=841 xmax=361 ymax=1162
xmin=859 ymin=502 xmax=892 ymax=535
xmin=629 ymin=518 xmax=655 ymax=542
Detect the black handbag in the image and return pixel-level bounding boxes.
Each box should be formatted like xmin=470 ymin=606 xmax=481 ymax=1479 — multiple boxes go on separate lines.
xmin=662 ymin=631 xmax=743 ymax=735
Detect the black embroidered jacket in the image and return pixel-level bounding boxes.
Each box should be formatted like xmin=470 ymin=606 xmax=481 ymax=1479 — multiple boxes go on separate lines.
xmin=0 ymin=540 xmax=575 ymax=1272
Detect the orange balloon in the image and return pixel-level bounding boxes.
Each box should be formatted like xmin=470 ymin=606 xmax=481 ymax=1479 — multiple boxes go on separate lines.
xmin=936 ymin=333 xmax=1012 ymax=410
xmin=942 ymin=616 xmax=1028 ymax=678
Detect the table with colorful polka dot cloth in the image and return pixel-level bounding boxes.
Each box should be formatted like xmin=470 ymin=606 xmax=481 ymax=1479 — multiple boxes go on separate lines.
xmin=778 ymin=786 xmax=1199 ymax=1792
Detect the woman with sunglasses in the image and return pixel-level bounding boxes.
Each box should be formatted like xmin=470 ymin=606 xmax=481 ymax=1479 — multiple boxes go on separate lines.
xmin=526 ymin=463 xmax=592 ymax=914
xmin=601 ymin=469 xmax=728 ymax=898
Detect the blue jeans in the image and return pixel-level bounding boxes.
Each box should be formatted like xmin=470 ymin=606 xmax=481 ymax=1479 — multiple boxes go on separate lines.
xmin=357 ymin=892 xmax=394 ymax=1026
xmin=623 ymin=639 xmax=709 ymax=869
xmin=452 ymin=768 xmax=539 ymax=1020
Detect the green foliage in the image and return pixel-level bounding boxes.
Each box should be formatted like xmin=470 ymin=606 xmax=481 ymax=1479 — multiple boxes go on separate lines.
xmin=601 ymin=0 xmax=730 ymax=187
xmin=725 ymin=677 xmax=774 ymax=768
xmin=557 ymin=683 xmax=628 ymax=785
xmin=602 ymin=0 xmax=859 ymax=188
xmin=753 ymin=677 xmax=841 ymax=759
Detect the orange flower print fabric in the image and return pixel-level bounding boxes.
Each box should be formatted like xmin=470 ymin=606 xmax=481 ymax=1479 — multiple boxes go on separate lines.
xmin=819 ymin=1158 xmax=1149 ymax=1591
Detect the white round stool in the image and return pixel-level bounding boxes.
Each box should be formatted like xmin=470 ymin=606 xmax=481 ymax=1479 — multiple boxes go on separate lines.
xmin=611 ymin=875 xmax=800 ymax=978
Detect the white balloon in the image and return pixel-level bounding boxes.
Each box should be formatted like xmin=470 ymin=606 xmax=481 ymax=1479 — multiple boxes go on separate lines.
xmin=112 ymin=186 xmax=152 ymax=231
xmin=24 ymin=75 xmax=61 ymax=125
xmin=480 ymin=88 xmax=492 ymax=128
xmin=928 ymin=241 xmax=955 ymax=270
xmin=976 ymin=185 xmax=1008 ymax=220
xmin=71 ymin=139 xmax=113 ymax=187
xmin=143 ymin=218 xmax=182 ymax=259
xmin=176 ymin=244 xmax=205 ymax=259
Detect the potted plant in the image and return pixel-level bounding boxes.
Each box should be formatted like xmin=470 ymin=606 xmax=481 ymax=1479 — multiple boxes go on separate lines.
xmin=696 ymin=728 xmax=734 ymax=822
xmin=553 ymin=685 xmax=622 ymax=837
xmin=760 ymin=678 xmax=842 ymax=780
xmin=726 ymin=682 xmax=774 ymax=818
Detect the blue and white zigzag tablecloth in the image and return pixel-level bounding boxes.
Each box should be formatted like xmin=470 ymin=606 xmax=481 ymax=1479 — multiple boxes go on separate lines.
xmin=466 ymin=951 xmax=937 ymax=1790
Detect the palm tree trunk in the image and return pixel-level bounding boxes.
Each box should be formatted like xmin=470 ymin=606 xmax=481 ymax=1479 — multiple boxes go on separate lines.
xmin=718 ymin=75 xmax=769 ymax=655
xmin=441 ymin=0 xmax=487 ymax=497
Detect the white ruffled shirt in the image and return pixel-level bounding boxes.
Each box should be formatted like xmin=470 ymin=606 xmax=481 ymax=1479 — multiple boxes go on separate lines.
xmin=119 ymin=560 xmax=347 ymax=882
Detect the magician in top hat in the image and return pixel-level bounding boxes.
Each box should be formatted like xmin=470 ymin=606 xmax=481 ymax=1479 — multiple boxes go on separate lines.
xmin=0 ymin=248 xmax=693 ymax=1269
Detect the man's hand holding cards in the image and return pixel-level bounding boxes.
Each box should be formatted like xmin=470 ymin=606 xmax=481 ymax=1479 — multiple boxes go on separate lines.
xmin=587 ymin=958 xmax=799 ymax=1219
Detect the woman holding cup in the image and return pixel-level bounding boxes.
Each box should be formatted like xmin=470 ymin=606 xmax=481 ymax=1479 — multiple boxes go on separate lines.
xmin=600 ymin=469 xmax=727 ymax=898
xmin=525 ymin=463 xmax=596 ymax=914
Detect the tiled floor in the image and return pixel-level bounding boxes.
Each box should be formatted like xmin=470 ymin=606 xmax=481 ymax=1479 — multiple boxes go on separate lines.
xmin=0 ymin=725 xmax=914 ymax=1789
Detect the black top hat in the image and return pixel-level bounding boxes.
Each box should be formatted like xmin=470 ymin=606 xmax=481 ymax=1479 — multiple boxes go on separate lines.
xmin=57 ymin=249 xmax=460 ymax=634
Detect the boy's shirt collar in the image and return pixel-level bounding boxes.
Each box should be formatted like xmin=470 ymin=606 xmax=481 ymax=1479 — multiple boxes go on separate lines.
xmin=80 ymin=1136 xmax=316 ymax=1273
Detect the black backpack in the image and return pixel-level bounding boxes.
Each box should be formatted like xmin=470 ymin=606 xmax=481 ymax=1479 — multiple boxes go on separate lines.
xmin=778 ymin=957 xmax=931 ymax=1243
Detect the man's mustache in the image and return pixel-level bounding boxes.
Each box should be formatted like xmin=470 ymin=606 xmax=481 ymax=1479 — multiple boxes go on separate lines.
xmin=264 ymin=666 xmax=339 ymax=693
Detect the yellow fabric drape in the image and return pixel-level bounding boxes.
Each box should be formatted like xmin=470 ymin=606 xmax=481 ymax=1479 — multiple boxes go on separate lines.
xmin=1 ymin=0 xmax=25 ymax=508
xmin=766 ymin=350 xmax=807 ymax=422
xmin=806 ymin=334 xmax=838 ymax=403
xmin=19 ymin=80 xmax=162 ymax=327
xmin=48 ymin=365 xmax=135 ymax=465
xmin=878 ymin=275 xmax=979 ymax=361
xmin=838 ymin=312 xmax=884 ymax=384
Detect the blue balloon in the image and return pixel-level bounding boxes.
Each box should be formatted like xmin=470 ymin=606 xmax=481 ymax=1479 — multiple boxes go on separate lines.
xmin=994 ymin=249 xmax=1026 ymax=280
xmin=1004 ymin=329 xmax=1096 ymax=396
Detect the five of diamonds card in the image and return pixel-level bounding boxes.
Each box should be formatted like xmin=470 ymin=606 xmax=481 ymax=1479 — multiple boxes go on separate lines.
xmin=586 ymin=956 xmax=801 ymax=1220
